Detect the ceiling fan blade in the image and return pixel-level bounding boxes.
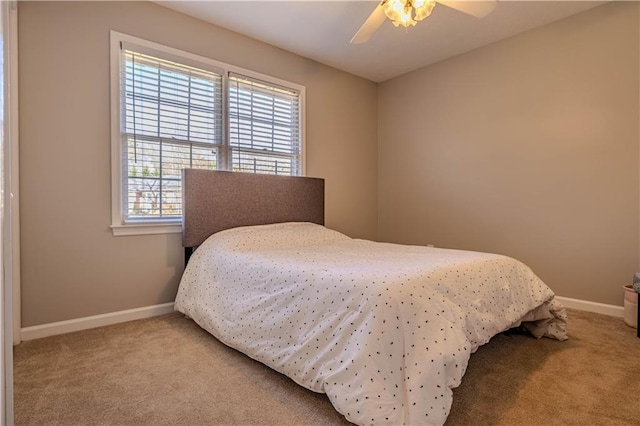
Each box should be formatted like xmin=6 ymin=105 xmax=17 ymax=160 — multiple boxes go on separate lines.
xmin=437 ymin=0 xmax=498 ymax=19
xmin=350 ymin=3 xmax=387 ymax=44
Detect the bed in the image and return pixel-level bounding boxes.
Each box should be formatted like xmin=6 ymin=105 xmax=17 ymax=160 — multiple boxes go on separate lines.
xmin=175 ymin=169 xmax=568 ymax=426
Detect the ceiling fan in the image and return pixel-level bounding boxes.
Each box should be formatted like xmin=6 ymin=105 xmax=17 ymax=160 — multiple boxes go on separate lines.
xmin=351 ymin=0 xmax=498 ymax=44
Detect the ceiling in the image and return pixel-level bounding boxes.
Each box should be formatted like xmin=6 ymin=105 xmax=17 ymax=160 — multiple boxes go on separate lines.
xmin=156 ymin=1 xmax=607 ymax=82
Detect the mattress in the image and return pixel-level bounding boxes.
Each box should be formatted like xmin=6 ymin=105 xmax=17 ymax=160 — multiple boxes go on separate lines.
xmin=175 ymin=222 xmax=567 ymax=425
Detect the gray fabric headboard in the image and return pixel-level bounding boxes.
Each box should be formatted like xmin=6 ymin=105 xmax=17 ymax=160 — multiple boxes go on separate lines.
xmin=182 ymin=169 xmax=325 ymax=248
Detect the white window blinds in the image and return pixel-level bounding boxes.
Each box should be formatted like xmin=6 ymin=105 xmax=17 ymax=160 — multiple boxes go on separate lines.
xmin=121 ymin=48 xmax=223 ymax=222
xmin=229 ymin=73 xmax=301 ymax=176
xmin=114 ymin=35 xmax=304 ymax=230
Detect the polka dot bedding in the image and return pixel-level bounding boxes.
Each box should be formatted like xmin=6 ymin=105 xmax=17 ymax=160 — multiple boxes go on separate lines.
xmin=175 ymin=222 xmax=568 ymax=426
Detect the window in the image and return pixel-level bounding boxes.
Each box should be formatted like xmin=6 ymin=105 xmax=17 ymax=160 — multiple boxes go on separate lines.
xmin=228 ymin=74 xmax=301 ymax=176
xmin=110 ymin=32 xmax=304 ymax=236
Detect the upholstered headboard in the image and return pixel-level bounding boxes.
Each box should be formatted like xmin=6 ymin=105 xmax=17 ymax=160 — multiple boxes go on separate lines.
xmin=182 ymin=169 xmax=325 ymax=251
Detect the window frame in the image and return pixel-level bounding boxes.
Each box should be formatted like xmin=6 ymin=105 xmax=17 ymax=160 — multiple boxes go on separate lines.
xmin=109 ymin=31 xmax=306 ymax=236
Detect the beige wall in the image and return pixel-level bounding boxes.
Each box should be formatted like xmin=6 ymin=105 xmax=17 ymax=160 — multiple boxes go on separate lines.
xmin=19 ymin=1 xmax=640 ymax=327
xmin=379 ymin=1 xmax=639 ymax=306
xmin=18 ymin=1 xmax=378 ymax=326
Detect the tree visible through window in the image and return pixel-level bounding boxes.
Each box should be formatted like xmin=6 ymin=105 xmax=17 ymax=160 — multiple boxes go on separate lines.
xmin=122 ymin=49 xmax=222 ymax=221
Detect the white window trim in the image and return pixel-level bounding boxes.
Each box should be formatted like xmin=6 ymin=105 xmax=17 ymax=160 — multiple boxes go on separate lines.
xmin=109 ymin=31 xmax=306 ymax=236
xmin=110 ymin=221 xmax=182 ymax=237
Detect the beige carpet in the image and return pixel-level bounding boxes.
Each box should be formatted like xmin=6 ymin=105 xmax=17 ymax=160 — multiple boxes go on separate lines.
xmin=14 ymin=308 xmax=640 ymax=425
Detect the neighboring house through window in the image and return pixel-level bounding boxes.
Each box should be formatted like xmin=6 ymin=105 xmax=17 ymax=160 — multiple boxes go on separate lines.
xmin=110 ymin=32 xmax=304 ymax=236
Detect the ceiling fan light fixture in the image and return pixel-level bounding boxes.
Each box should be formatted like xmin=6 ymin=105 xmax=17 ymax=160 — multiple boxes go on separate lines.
xmin=350 ymin=0 xmax=496 ymax=45
xmin=384 ymin=0 xmax=436 ymax=28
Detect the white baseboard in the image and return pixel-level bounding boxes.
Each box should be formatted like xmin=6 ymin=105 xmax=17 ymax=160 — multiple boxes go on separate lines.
xmin=17 ymin=296 xmax=625 ymax=341
xmin=555 ymin=296 xmax=624 ymax=318
xmin=20 ymin=302 xmax=175 ymax=341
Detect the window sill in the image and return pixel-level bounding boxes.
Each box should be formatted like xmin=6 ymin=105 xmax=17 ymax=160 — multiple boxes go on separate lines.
xmin=110 ymin=222 xmax=182 ymax=237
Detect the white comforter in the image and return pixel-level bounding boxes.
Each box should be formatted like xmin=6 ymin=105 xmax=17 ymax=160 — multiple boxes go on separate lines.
xmin=175 ymin=222 xmax=567 ymax=426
